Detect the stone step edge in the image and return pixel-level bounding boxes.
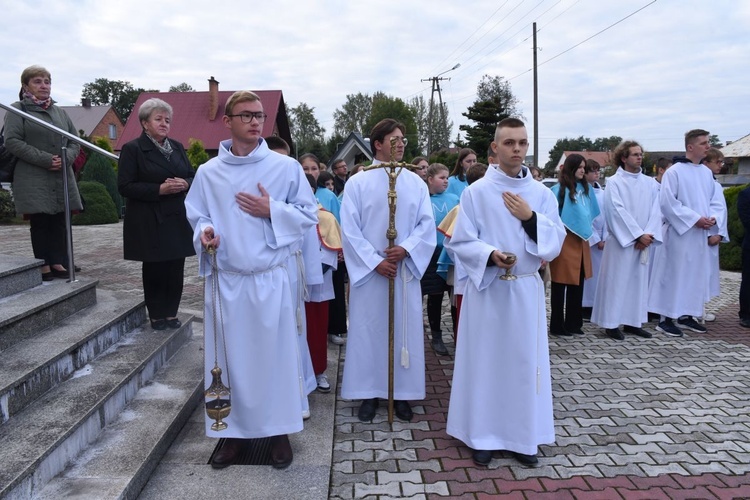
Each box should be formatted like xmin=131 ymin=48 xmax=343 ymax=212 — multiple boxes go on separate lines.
xmin=0 ymin=316 xmax=195 ymax=497
xmin=0 ymin=290 xmax=146 ymax=423
xmin=35 ymin=335 xmax=204 ymax=500
xmin=0 ymin=255 xmax=43 ymax=278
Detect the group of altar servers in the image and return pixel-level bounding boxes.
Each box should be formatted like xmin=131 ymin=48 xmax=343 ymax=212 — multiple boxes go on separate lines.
xmin=185 ymin=89 xmax=724 ymax=470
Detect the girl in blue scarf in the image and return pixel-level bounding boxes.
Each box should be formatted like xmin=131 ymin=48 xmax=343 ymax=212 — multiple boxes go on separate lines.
xmin=549 ymin=154 xmax=600 ymax=336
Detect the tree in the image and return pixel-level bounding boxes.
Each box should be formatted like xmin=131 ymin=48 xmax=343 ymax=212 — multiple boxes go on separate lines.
xmin=169 ymin=82 xmax=194 ymax=92
xmin=333 ymin=92 xmax=372 ymax=136
xmin=544 ymin=135 xmax=622 ymax=174
xmin=365 ymin=92 xmax=420 ymax=159
xmin=709 ymin=134 xmax=723 ymax=147
xmin=81 ymin=78 xmax=154 ymax=121
xmin=186 ymin=138 xmax=209 ymax=169
xmin=289 ymin=102 xmax=326 ymax=157
xmin=459 ymin=75 xmax=521 ymax=158
xmin=410 ymin=95 xmax=452 ymax=156
xmin=80 ymin=148 xmax=122 ymax=217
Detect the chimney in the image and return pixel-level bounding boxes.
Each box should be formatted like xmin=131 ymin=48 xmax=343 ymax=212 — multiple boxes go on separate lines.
xmin=208 ymin=76 xmax=219 ymax=121
xmin=81 ymin=98 xmax=91 ymax=108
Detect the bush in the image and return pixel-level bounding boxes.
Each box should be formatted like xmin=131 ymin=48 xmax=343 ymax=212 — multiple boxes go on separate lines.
xmin=72 ymin=181 xmax=119 ymax=225
xmin=81 ymin=150 xmax=122 ymax=217
xmin=187 ymin=138 xmax=209 ymax=170
xmin=0 ymin=189 xmax=15 ymax=221
xmin=719 ymin=184 xmax=748 ymax=271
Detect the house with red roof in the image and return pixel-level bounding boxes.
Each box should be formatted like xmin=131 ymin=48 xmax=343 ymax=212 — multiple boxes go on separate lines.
xmin=115 ymin=77 xmax=292 ymax=156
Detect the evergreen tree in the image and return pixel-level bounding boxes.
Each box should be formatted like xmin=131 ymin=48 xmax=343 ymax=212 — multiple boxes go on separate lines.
xmin=459 ymin=75 xmax=521 ymax=158
xmin=186 ymin=138 xmax=209 ymax=169
xmin=81 ymin=151 xmax=123 ymax=217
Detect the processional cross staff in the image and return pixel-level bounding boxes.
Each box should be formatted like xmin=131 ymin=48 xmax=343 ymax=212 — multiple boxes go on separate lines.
xmin=363 ymin=137 xmax=418 ymax=425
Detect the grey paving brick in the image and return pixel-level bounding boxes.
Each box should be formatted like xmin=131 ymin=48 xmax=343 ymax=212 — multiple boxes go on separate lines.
xmin=337 ymin=450 xmax=376 ymax=462
xmin=628 ymin=432 xmax=673 ymax=444
xmin=511 ymin=464 xmax=561 ymax=480
xmin=377 ymin=470 xmax=423 ymax=484
xmin=682 ymin=462 xmax=735 ymax=475
xmin=597 ymin=463 xmax=651 ymax=476
xmin=640 ymin=463 xmax=690 ymax=476
xmin=610 ymin=451 xmax=657 ymax=466
xmin=555 ymin=464 xmax=604 ymax=479
xmin=354 ymin=438 xmax=394 ymax=452
xmin=568 ymin=453 xmax=615 ymax=467
xmin=394 ymin=438 xmax=435 ymax=451
xmin=329 ymin=483 xmax=354 ymax=498
xmin=402 ymin=481 xmax=450 ymax=497
xmin=374 ymin=429 xmax=412 ymax=441
xmin=354 ymin=482 xmax=401 ymax=497
xmin=334 ymin=461 xmax=354 ymax=474
xmin=376 ymin=449 xmax=418 ymax=462
xmin=354 ymin=459 xmax=398 ymax=474
xmin=333 ymin=470 xmax=377 ymax=486
xmin=338 ymin=431 xmax=375 ymax=442
xmin=397 ymin=458 xmax=441 ymax=473
xmin=335 ymin=441 xmax=354 ymax=452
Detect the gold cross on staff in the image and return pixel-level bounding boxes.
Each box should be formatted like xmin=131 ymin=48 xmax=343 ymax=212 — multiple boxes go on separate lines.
xmin=362 ymin=137 xmax=419 ymax=425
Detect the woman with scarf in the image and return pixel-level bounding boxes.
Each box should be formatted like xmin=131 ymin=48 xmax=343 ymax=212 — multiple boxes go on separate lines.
xmin=548 ymin=154 xmax=600 ymax=336
xmin=117 ymin=98 xmax=195 ymax=330
xmin=3 ymin=65 xmax=83 ymax=280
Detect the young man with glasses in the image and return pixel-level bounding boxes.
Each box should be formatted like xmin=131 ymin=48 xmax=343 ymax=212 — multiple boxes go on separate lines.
xmin=185 ymin=91 xmax=318 ymax=470
xmin=648 ymin=129 xmax=722 ymax=337
xmin=590 ymin=141 xmax=662 ymax=340
xmin=340 ymin=118 xmax=436 ymax=423
xmin=331 ymin=158 xmax=348 ymax=195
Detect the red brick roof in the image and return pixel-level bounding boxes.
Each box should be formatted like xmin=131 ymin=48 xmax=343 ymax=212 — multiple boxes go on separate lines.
xmin=115 ymin=90 xmax=288 ymax=152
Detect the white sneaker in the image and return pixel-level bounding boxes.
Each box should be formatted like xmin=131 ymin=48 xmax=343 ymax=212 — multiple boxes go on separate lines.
xmin=302 ymin=409 xmax=311 ymax=420
xmin=316 ymin=374 xmax=331 ymax=393
xmin=328 ymin=334 xmax=345 ymax=345
xmin=704 ymin=313 xmax=716 ymax=322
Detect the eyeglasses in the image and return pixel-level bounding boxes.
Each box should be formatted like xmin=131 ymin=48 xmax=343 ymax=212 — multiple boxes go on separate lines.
xmin=389 ymin=136 xmax=408 ymax=146
xmin=227 ymin=112 xmax=267 ymax=123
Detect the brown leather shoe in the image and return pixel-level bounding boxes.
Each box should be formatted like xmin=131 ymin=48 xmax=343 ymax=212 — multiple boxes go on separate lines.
xmin=211 ymin=438 xmax=244 ymax=469
xmin=270 ymin=434 xmax=293 ymax=469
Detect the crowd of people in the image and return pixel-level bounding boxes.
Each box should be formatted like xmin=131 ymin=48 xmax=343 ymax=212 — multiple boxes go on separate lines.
xmin=5 ymin=67 xmax=739 ymax=472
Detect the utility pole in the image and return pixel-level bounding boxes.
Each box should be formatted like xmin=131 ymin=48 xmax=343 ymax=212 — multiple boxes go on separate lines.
xmin=421 ymin=63 xmax=460 ymax=156
xmin=533 ymin=22 xmax=539 ymax=168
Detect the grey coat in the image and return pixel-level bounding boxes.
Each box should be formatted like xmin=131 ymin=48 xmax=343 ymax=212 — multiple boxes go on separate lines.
xmin=3 ymin=98 xmax=82 ymax=214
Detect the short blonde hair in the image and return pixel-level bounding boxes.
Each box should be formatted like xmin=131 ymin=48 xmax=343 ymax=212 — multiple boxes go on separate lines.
xmin=224 ymin=90 xmax=260 ymax=116
xmin=21 ymin=65 xmax=51 ymax=86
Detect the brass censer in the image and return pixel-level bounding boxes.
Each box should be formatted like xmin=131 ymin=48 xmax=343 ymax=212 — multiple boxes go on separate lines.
xmin=499 ymin=252 xmax=518 ymax=280
xmin=204 ymin=245 xmax=232 ymax=431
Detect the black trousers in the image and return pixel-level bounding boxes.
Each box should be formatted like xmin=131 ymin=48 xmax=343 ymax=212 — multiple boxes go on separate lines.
xmin=550 ymin=267 xmax=585 ymax=334
xmin=328 ymin=261 xmax=348 ymax=335
xmin=740 ymin=247 xmax=750 ymax=321
xmin=28 ymin=212 xmax=67 ymax=267
xmin=142 ymin=258 xmax=185 ymax=320
xmin=427 ymin=293 xmax=445 ymax=333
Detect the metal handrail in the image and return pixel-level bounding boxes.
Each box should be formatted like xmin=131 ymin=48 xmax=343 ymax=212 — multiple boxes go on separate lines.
xmin=1 ymin=101 xmax=121 ymax=283
xmin=1 ymin=102 xmax=119 ymax=161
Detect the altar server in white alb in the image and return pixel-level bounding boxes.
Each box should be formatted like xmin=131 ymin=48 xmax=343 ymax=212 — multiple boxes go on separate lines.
xmin=185 ymin=91 xmax=318 ymax=470
xmin=446 ymin=118 xmax=565 ymax=467
xmin=647 ymin=129 xmax=721 ymax=337
xmin=591 ymin=141 xmax=662 ymax=340
xmin=340 ymin=118 xmax=436 ymax=423
xmin=701 ymin=148 xmax=729 ymax=319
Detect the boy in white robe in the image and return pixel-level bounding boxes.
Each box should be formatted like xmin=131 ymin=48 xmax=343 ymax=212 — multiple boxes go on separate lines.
xmin=591 ymin=141 xmax=662 ymax=340
xmin=446 ymin=118 xmax=565 ymax=467
xmin=648 ymin=129 xmax=721 ymax=337
xmin=701 ymin=149 xmax=729 ymax=321
xmin=340 ymin=118 xmax=436 ymax=423
xmin=185 ymin=91 xmax=318 ymax=469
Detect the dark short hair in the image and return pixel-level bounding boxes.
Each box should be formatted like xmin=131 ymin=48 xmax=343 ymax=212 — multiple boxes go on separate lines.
xmin=656 ymin=157 xmax=672 ymax=172
xmin=299 ymin=152 xmax=320 ymax=165
xmin=496 ymin=117 xmax=525 ymax=130
xmin=685 ymin=129 xmax=710 ymax=149
xmin=305 ymin=173 xmax=316 ymax=191
xmin=466 ymin=163 xmax=488 ymax=185
xmin=265 ymin=136 xmax=290 ymax=155
xmin=317 ymin=171 xmax=335 ymax=187
xmin=584 ymin=159 xmax=601 ymax=173
xmin=369 ymin=119 xmax=406 ymax=155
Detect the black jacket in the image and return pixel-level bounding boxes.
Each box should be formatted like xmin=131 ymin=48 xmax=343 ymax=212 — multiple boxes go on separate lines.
xmin=738 ymin=186 xmax=750 ymax=251
xmin=117 ymin=132 xmax=196 ymax=262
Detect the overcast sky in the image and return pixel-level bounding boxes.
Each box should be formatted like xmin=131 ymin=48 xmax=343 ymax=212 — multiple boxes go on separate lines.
xmin=2 ymin=0 xmax=748 ymax=165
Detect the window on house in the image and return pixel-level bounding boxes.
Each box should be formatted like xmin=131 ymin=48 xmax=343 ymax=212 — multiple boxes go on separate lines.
xmin=108 ymin=124 xmax=117 ymax=140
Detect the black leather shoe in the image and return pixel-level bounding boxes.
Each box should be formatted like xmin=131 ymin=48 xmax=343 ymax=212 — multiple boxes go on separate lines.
xmin=166 ymin=318 xmax=182 ymax=329
xmin=394 ymin=400 xmax=413 ymax=421
xmin=211 ymin=438 xmax=244 ymax=469
xmin=358 ymin=398 xmax=379 ymax=422
xmin=431 ymin=338 xmax=449 ymax=356
xmin=568 ymin=328 xmax=585 ymax=335
xmin=550 ymin=330 xmax=572 ymax=337
xmin=606 ymin=328 xmax=625 ymax=340
xmin=472 ymin=449 xmax=492 ymax=466
xmin=51 ymin=268 xmax=70 ymax=278
xmin=270 ymin=434 xmax=293 ymax=469
xmin=42 ymin=272 xmax=54 ymax=282
xmin=741 ymin=318 xmax=750 ymax=329
xmin=623 ymin=325 xmax=652 ymax=338
xmin=151 ymin=319 xmax=167 ymax=331
xmin=513 ymin=452 xmax=539 ymax=465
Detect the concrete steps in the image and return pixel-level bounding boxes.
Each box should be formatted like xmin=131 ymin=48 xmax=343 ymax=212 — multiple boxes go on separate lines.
xmin=0 ymin=254 xmax=203 ymax=500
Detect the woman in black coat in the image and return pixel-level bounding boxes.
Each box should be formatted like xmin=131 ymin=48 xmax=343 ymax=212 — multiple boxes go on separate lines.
xmin=117 ymin=98 xmax=195 ymax=330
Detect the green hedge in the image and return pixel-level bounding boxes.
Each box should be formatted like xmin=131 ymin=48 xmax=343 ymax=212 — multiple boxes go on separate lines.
xmin=72 ymin=181 xmax=119 ymax=225
xmin=719 ymin=184 xmax=748 ymax=271
xmin=0 ymin=189 xmax=15 ymax=221
xmin=81 ymin=150 xmax=122 ymax=217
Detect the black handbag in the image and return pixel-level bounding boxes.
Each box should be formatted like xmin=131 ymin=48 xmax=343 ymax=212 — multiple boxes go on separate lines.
xmin=0 ymin=103 xmax=27 ymax=183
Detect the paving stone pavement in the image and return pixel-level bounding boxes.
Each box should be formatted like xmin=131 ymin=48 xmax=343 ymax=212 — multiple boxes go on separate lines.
xmin=4 ymin=222 xmax=750 ymax=498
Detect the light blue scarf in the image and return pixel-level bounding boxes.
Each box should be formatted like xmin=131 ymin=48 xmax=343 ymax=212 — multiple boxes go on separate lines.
xmin=551 ymin=182 xmax=600 ymax=240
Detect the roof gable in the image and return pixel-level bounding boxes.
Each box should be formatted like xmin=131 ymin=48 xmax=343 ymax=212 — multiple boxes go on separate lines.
xmin=329 ymin=132 xmax=372 ymax=168
xmin=720 ymin=133 xmax=750 ymax=157
xmin=115 ymin=90 xmax=288 ymax=151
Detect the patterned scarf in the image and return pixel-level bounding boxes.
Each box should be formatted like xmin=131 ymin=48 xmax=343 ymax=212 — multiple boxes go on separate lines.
xmin=145 ymin=133 xmax=173 ymax=161
xmin=23 ymin=91 xmax=51 ymax=109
